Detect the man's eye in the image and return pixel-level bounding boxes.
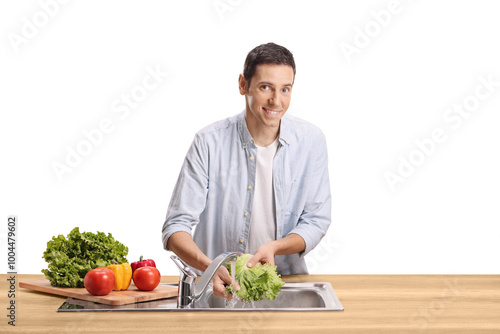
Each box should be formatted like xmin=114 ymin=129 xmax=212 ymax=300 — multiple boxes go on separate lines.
xmin=282 ymin=88 xmax=290 ymax=93
xmin=261 ymin=85 xmax=270 ymax=90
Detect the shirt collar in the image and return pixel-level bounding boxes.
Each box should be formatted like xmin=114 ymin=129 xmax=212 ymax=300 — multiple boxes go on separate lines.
xmin=237 ymin=109 xmax=292 ymax=148
xmin=278 ymin=113 xmax=292 ymax=146
xmin=237 ymin=110 xmax=254 ymax=148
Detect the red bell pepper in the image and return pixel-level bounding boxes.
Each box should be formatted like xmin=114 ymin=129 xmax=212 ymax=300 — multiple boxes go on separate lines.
xmin=131 ymin=255 xmax=156 ymax=272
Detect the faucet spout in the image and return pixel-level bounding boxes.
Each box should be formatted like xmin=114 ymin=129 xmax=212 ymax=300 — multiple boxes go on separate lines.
xmin=194 ymin=252 xmax=239 ymax=299
xmin=170 ymin=252 xmax=238 ymax=308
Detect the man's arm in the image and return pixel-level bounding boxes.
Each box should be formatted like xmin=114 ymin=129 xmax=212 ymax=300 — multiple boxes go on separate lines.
xmin=162 ymin=134 xmax=239 ymax=299
xmin=162 ymin=134 xmax=209 ymax=252
xmin=285 ymin=131 xmax=331 ymax=257
xmin=167 ymin=231 xmax=212 ymax=271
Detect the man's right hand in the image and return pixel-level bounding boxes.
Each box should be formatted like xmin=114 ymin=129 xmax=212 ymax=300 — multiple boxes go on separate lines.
xmin=212 ymin=265 xmax=240 ymax=300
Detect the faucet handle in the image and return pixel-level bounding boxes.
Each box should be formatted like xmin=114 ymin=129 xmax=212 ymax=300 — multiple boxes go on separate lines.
xmin=170 ymin=255 xmax=196 ymax=279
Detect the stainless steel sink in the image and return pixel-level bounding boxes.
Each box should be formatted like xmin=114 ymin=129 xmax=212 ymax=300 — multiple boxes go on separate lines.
xmin=57 ymin=282 xmax=344 ymax=312
xmin=196 ymin=282 xmax=343 ymax=311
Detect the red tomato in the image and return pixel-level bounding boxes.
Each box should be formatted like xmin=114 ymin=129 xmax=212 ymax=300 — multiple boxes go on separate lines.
xmin=133 ymin=266 xmax=161 ymax=291
xmin=84 ymin=267 xmax=115 ymax=296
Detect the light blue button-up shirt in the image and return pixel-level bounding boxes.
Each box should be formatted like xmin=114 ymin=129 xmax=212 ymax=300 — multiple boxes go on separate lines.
xmin=162 ymin=110 xmax=331 ymax=275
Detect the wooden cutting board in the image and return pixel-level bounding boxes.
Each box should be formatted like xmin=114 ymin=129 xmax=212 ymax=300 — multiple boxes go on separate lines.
xmin=20 ymin=278 xmax=178 ymax=305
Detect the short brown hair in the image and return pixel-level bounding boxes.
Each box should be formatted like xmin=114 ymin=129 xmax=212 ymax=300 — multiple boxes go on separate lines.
xmin=243 ymin=42 xmax=296 ymax=88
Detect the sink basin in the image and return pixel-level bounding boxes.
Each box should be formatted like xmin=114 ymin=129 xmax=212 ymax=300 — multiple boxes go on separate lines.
xmin=57 ymin=282 xmax=344 ymax=312
xmin=196 ymin=282 xmax=343 ymax=311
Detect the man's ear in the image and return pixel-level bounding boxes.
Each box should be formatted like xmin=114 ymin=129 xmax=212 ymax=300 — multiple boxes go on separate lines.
xmin=238 ymin=74 xmax=247 ymax=95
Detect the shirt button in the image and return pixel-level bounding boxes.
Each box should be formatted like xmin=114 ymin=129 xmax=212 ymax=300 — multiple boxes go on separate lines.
xmin=239 ymin=239 xmax=244 ymax=244
xmin=244 ymin=212 xmax=249 ymax=217
xmin=243 ymin=143 xmax=246 ymax=147
xmin=249 ymin=156 xmax=254 ymax=161
xmin=248 ymin=185 xmax=253 ymax=190
xmin=250 ymin=140 xmax=254 ymax=144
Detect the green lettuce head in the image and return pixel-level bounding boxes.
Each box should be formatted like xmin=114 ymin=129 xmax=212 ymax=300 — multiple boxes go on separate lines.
xmin=225 ymin=253 xmax=285 ymax=302
xmin=41 ymin=227 xmax=128 ymax=288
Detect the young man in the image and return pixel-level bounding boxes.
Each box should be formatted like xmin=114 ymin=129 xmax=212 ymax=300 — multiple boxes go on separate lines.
xmin=162 ymin=43 xmax=331 ymax=299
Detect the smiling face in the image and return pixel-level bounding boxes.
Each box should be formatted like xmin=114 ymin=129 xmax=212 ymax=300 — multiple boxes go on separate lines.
xmin=239 ymin=64 xmax=294 ymax=141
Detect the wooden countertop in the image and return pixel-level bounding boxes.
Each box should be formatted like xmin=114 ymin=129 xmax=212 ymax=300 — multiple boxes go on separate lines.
xmin=1 ymin=274 xmax=499 ymax=333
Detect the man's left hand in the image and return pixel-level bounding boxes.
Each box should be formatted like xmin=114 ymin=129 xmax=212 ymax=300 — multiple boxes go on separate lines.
xmin=247 ymin=241 xmax=277 ymax=268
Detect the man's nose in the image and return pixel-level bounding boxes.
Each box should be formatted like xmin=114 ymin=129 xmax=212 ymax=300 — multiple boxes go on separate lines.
xmin=268 ymin=91 xmax=281 ymax=106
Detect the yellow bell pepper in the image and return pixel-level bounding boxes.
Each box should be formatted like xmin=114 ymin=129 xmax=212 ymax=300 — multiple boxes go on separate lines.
xmin=106 ymin=262 xmax=132 ymax=291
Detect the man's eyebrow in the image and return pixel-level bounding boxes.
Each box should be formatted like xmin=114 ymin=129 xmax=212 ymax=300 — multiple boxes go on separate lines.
xmin=257 ymin=81 xmax=293 ymax=87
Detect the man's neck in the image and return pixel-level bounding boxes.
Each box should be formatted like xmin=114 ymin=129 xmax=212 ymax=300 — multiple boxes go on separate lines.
xmin=245 ymin=114 xmax=280 ymax=147
xmin=251 ymin=128 xmax=279 ymax=147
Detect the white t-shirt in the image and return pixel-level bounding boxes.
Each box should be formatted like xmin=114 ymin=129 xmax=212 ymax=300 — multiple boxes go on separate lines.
xmin=246 ymin=137 xmax=279 ymax=254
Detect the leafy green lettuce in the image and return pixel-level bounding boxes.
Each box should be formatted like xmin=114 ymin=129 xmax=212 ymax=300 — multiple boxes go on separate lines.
xmin=41 ymin=227 xmax=129 ymax=287
xmin=225 ymin=253 xmax=285 ymax=302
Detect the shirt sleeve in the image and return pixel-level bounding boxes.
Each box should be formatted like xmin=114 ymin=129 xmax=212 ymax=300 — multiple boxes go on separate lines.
xmin=162 ymin=134 xmax=209 ymax=250
xmin=286 ymin=132 xmax=332 ymax=257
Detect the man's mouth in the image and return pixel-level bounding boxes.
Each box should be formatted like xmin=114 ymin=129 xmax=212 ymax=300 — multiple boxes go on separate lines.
xmin=263 ymin=107 xmax=281 ymax=117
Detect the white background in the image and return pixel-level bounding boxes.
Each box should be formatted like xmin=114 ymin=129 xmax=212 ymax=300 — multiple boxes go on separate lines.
xmin=1 ymin=0 xmax=499 ymax=276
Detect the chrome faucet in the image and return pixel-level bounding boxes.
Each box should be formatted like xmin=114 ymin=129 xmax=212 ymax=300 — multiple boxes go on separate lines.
xmin=170 ymin=252 xmax=238 ymax=308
